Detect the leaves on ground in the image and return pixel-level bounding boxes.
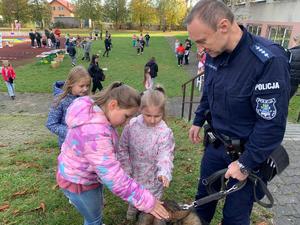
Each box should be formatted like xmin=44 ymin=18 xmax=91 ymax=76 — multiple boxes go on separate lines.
xmin=0 ymin=203 xmax=9 ymax=212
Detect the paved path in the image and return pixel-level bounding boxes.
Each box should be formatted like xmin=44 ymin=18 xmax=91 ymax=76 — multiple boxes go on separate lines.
xmin=268 ymin=123 xmax=300 ymax=225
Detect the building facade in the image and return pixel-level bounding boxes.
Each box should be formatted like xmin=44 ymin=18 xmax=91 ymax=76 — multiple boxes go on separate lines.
xmin=49 ymin=0 xmax=74 ymax=22
xmin=225 ymin=0 xmax=300 ymax=48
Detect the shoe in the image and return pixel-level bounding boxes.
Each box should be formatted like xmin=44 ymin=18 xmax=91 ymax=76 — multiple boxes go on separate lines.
xmin=11 ymin=96 xmax=15 ymax=100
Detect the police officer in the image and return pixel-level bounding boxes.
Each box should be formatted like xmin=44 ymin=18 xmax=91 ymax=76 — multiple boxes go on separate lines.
xmin=289 ymin=35 xmax=300 ymax=98
xmin=186 ymin=1 xmax=290 ymax=225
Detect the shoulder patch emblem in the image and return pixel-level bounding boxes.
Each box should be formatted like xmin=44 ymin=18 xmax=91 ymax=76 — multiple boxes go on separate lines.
xmin=250 ymin=43 xmax=273 ymax=63
xmin=256 ymin=98 xmax=277 ymax=120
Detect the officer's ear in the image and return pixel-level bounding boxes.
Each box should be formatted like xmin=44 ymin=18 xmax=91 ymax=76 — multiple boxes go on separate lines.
xmin=217 ymin=19 xmax=230 ymax=34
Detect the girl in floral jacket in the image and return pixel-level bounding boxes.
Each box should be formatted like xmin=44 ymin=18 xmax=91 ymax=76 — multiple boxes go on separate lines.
xmin=118 ymin=87 xmax=175 ymax=222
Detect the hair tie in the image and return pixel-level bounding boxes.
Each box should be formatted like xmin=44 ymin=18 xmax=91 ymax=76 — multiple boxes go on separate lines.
xmin=112 ymin=82 xmax=124 ymax=89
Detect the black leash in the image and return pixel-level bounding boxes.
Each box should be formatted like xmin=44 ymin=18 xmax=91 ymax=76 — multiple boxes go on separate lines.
xmin=181 ymin=169 xmax=274 ymax=210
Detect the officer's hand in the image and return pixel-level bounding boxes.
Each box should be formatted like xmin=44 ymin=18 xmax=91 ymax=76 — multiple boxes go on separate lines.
xmin=189 ymin=125 xmax=201 ymax=144
xmin=150 ymin=199 xmax=169 ymax=220
xmin=225 ymin=161 xmax=248 ymax=181
xmin=158 ymin=175 xmax=170 ymax=188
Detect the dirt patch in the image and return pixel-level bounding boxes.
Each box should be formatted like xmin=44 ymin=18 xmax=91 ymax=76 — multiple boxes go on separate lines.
xmin=0 ymin=92 xmax=52 ymax=115
xmin=0 ymin=38 xmax=65 ymax=68
xmin=0 ymin=92 xmax=54 ymax=148
xmin=0 ymin=114 xmax=53 ymax=148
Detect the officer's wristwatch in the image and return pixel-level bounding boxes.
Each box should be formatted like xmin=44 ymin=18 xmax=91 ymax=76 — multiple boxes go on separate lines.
xmin=237 ymin=161 xmax=250 ymax=175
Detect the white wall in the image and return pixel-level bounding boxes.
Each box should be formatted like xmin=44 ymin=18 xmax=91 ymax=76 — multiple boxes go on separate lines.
xmin=234 ymin=0 xmax=300 ymax=22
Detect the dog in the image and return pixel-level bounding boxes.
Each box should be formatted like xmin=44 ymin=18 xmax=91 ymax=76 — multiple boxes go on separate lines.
xmin=135 ymin=200 xmax=207 ymax=225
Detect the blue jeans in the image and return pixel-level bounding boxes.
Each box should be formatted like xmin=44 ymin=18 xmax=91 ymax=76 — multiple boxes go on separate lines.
xmin=62 ymin=185 xmax=103 ymax=225
xmin=195 ymin=144 xmax=266 ymax=225
xmin=5 ymin=81 xmax=15 ymax=97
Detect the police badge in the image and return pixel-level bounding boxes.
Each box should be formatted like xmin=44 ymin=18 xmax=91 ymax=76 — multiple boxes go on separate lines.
xmin=256 ymin=98 xmax=277 ymax=120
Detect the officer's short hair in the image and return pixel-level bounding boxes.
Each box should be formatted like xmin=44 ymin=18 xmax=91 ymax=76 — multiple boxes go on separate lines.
xmin=185 ymin=0 xmax=234 ymax=31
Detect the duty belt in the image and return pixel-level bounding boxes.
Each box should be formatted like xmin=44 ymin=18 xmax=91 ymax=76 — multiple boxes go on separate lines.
xmin=203 ymin=124 xmax=245 ymax=161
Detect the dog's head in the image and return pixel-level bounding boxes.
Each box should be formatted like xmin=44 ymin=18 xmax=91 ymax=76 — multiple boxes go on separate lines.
xmin=163 ymin=200 xmax=204 ymax=225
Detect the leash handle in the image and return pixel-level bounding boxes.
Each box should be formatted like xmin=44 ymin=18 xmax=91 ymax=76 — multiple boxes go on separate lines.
xmin=249 ymin=174 xmax=274 ymax=208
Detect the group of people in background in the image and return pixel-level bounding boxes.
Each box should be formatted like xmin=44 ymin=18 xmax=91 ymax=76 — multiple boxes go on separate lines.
xmin=132 ymin=32 xmax=151 ymax=55
xmin=29 ymin=28 xmax=61 ymax=49
xmin=174 ymin=38 xmax=192 ymax=67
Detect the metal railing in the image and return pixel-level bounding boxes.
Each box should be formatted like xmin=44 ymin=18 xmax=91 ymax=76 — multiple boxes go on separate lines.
xmin=181 ymin=71 xmax=204 ymax=122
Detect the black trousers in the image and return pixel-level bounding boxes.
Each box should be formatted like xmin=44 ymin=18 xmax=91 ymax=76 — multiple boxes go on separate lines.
xmin=184 ymin=54 xmax=189 ymax=64
xmin=103 ymin=47 xmax=110 ymax=57
xmin=177 ymin=55 xmax=184 ymax=65
xmin=30 ymin=38 xmax=35 ymax=47
xmin=92 ymin=81 xmax=103 ymax=94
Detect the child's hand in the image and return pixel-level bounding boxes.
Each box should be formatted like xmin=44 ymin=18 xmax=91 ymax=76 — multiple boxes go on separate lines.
xmin=150 ymin=199 xmax=169 ymax=220
xmin=158 ymin=176 xmax=170 ymax=188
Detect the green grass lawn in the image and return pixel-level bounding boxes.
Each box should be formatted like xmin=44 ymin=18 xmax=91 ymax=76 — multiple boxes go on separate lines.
xmin=0 ymin=33 xmax=191 ymax=97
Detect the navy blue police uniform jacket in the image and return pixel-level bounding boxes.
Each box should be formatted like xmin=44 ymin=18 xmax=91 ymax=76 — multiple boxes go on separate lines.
xmin=193 ymin=26 xmax=290 ymax=170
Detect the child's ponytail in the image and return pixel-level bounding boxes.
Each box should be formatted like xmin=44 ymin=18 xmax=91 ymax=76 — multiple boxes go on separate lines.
xmin=92 ymin=81 xmax=141 ymax=109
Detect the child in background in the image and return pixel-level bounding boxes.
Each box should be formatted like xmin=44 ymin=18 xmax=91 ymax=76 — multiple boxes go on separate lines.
xmin=143 ymin=66 xmax=153 ymax=90
xmin=174 ymin=39 xmax=180 ymax=57
xmin=118 ymin=87 xmax=175 ymax=222
xmin=132 ymin=34 xmax=137 ymax=47
xmin=46 ymin=66 xmax=91 ymax=148
xmin=88 ymin=54 xmax=105 ymax=94
xmin=67 ymin=41 xmax=77 ymax=66
xmin=56 ymin=82 xmax=169 ymax=225
xmin=1 ymin=60 xmax=16 ymax=100
xmin=42 ymin=36 xmax=47 ymax=48
xmin=176 ymin=43 xmax=185 ymax=67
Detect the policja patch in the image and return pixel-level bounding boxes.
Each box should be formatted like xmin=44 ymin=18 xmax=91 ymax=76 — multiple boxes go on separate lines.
xmin=256 ymin=98 xmax=277 ymax=120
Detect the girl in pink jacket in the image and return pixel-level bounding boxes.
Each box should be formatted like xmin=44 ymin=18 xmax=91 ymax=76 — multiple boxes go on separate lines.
xmin=56 ymin=82 xmax=169 ymax=225
xmin=118 ymin=87 xmax=175 ymax=222
xmin=1 ymin=60 xmax=16 ymax=100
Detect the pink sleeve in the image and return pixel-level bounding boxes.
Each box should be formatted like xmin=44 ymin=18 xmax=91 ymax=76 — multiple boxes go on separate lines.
xmin=117 ymin=124 xmax=133 ymax=176
xmin=85 ymin=128 xmax=155 ymax=213
xmin=156 ymin=128 xmax=175 ymax=181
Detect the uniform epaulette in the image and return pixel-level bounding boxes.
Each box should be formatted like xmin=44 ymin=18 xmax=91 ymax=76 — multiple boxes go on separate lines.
xmin=250 ymin=43 xmax=274 ymax=63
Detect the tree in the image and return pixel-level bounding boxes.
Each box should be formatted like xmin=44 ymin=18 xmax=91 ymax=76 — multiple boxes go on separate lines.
xmin=103 ymin=0 xmax=127 ymax=29
xmin=29 ymin=0 xmax=52 ymax=29
xmin=1 ymin=0 xmax=30 ymax=25
xmin=157 ymin=0 xmax=187 ymax=31
xmin=129 ymin=0 xmax=157 ymax=31
xmin=75 ymin=0 xmax=102 ymax=28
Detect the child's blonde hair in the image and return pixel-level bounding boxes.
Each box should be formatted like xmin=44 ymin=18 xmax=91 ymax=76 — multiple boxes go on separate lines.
xmin=55 ymin=66 xmax=91 ymax=106
xmin=92 ymin=81 xmax=141 ymax=109
xmin=2 ymin=60 xmax=9 ymax=67
xmin=141 ymin=86 xmax=166 ymax=120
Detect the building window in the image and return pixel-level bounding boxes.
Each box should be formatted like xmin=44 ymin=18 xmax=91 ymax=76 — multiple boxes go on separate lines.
xmin=52 ymin=6 xmax=55 ymax=10
xmin=267 ymin=25 xmax=292 ymax=48
xmin=234 ymin=0 xmax=246 ymax=5
xmin=249 ymin=0 xmax=266 ymax=3
xmin=247 ymin=24 xmax=262 ymax=36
